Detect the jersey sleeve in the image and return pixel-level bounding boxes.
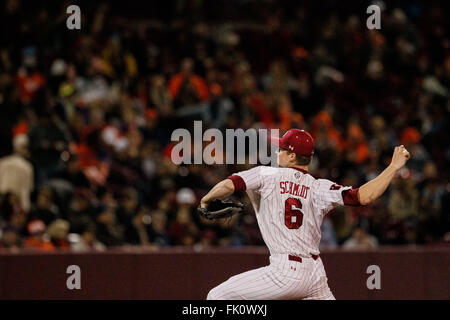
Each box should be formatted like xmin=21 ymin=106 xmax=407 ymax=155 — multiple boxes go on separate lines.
xmin=227 ymin=166 xmax=263 ymax=192
xmin=312 ymin=179 xmax=361 ymax=213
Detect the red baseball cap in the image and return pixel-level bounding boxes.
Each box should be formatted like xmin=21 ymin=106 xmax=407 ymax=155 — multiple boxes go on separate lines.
xmin=270 ymin=129 xmax=315 ymax=157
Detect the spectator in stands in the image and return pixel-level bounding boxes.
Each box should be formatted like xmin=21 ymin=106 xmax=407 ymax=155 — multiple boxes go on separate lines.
xmin=67 ymin=188 xmax=97 ymax=234
xmin=116 ymin=188 xmax=141 ymax=244
xmin=0 ymin=195 xmax=27 ymax=250
xmin=23 ymin=219 xmax=55 ymax=252
xmin=149 ymin=74 xmax=173 ymax=117
xmin=343 ymin=224 xmax=379 ymax=250
xmin=0 ymin=192 xmax=25 ymax=224
xmin=28 ymin=110 xmax=70 ymax=185
xmin=57 ymin=154 xmax=91 ymax=190
xmin=70 ymin=223 xmax=106 ymax=252
xmin=16 ymin=46 xmax=46 ymax=105
xmin=168 ymin=58 xmax=209 ymax=108
xmin=167 ymin=206 xmax=199 ymax=246
xmin=28 ymin=186 xmax=60 ymax=225
xmin=95 ymin=206 xmax=124 ymax=247
xmin=47 ymin=219 xmax=70 ymax=250
xmin=146 ymin=209 xmax=170 ymax=247
xmin=344 ymin=122 xmax=370 ymax=165
xmin=388 ymin=177 xmax=419 ymax=221
xmin=0 ymin=134 xmax=33 ymax=212
xmin=0 ymin=225 xmax=22 ymax=250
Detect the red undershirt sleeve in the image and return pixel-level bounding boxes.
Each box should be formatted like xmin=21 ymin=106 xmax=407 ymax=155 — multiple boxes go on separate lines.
xmin=227 ymin=175 xmax=247 ymax=192
xmin=342 ymin=188 xmax=361 ymax=206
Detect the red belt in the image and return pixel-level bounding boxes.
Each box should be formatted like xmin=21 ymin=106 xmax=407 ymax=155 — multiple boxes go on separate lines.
xmin=288 ymin=254 xmax=319 ymax=263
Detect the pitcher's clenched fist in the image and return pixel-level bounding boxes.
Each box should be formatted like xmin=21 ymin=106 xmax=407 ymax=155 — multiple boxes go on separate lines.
xmin=390 ymin=145 xmax=411 ymax=170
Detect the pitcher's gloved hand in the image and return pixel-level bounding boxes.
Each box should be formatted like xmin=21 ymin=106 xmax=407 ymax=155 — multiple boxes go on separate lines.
xmin=197 ymin=199 xmax=244 ymax=220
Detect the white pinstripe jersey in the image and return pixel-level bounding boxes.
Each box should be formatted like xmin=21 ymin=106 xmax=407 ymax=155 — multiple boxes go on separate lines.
xmin=232 ymin=166 xmax=353 ymax=257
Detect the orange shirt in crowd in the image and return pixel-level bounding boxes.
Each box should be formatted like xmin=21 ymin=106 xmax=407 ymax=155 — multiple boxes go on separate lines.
xmin=24 ymin=237 xmax=56 ymax=252
xmin=311 ymin=111 xmax=345 ymax=151
xmin=168 ymin=74 xmax=209 ymax=102
xmin=345 ymin=123 xmax=369 ymax=164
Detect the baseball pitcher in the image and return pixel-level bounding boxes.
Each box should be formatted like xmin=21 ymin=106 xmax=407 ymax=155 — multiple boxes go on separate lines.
xmin=199 ymin=129 xmax=410 ymax=300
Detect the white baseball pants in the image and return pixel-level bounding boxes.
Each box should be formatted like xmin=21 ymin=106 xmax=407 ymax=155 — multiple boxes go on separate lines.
xmin=206 ymin=254 xmax=335 ymax=300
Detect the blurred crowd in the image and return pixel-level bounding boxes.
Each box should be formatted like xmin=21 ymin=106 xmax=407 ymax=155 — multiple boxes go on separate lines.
xmin=0 ymin=0 xmax=448 ymax=252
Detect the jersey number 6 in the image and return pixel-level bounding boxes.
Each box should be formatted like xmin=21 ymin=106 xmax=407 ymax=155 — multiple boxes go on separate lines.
xmin=284 ymin=198 xmax=304 ymax=229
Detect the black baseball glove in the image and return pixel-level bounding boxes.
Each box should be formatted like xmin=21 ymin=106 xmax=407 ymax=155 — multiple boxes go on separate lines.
xmin=197 ymin=199 xmax=244 ymax=220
